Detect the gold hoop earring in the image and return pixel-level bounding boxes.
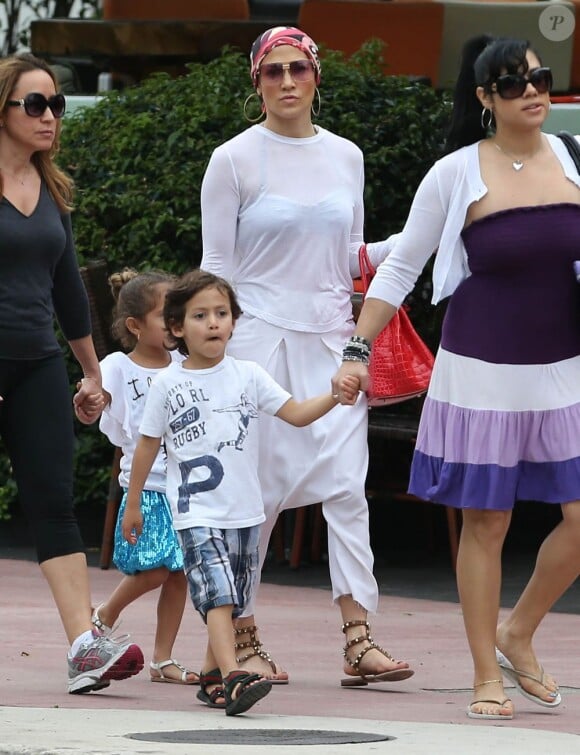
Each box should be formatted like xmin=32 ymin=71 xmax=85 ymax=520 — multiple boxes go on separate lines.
xmin=480 ymin=107 xmax=493 ymax=130
xmin=243 ymin=92 xmax=265 ymax=123
xmin=311 ymin=87 xmax=321 ymax=118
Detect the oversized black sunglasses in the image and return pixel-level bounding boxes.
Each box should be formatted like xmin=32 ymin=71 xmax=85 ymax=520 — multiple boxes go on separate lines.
xmin=7 ymin=92 xmax=66 ymax=118
xmin=493 ymin=67 xmax=552 ymax=100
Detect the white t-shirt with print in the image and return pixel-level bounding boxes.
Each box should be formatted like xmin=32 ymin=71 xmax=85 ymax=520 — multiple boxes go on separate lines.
xmin=139 ymin=356 xmax=291 ymax=530
xmin=99 ymin=351 xmax=181 ymax=492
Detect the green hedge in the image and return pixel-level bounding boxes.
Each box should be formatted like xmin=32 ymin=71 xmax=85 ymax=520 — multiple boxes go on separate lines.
xmin=0 ymin=41 xmax=450 ymax=519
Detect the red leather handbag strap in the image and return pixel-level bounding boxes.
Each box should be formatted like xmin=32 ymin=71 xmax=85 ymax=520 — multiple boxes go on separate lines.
xmin=358 ymin=244 xmax=376 ymax=294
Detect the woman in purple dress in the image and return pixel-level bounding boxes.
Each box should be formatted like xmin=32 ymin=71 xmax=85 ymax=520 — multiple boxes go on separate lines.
xmin=334 ymin=34 xmax=580 ymax=720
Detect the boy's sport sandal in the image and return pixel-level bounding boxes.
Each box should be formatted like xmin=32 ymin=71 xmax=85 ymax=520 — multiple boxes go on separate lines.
xmin=196 ymin=668 xmax=226 ymax=708
xmin=223 ymin=669 xmax=272 ymax=716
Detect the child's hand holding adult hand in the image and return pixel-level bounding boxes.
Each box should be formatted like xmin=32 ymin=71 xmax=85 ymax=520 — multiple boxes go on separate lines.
xmin=73 ymin=376 xmax=105 ymax=424
xmin=337 ymin=374 xmax=361 ymax=405
xmin=332 ymin=362 xmax=367 ymax=404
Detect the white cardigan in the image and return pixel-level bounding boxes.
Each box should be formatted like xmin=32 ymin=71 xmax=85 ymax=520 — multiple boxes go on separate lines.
xmin=368 ymin=133 xmax=580 ymax=306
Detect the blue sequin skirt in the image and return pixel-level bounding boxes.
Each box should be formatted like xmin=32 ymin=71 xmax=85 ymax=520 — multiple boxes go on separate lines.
xmin=113 ymin=489 xmax=184 ymax=575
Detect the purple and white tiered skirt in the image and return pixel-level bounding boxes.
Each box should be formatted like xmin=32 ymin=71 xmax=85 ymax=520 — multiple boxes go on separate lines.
xmin=409 ymin=204 xmax=580 ymax=511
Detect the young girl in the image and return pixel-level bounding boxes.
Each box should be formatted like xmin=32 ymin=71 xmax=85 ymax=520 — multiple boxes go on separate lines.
xmin=125 ymin=269 xmax=360 ymax=715
xmin=92 ymin=269 xmax=199 ymax=685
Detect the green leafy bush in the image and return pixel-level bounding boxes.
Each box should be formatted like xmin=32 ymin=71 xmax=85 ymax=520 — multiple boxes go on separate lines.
xmin=0 ymin=41 xmax=451 ymax=520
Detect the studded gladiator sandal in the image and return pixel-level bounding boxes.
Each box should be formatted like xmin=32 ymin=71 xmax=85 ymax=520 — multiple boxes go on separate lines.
xmin=341 ymin=620 xmax=414 ymax=687
xmin=233 ymin=625 xmax=289 ymax=684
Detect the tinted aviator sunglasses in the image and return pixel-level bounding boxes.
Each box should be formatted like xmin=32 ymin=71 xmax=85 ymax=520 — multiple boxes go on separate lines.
xmin=7 ymin=92 xmax=66 ymax=118
xmin=259 ymin=60 xmax=315 ymax=83
xmin=492 ymin=67 xmax=552 ymax=100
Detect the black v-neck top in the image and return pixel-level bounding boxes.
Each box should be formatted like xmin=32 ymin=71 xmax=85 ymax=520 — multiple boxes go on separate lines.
xmin=0 ymin=182 xmax=91 ymax=359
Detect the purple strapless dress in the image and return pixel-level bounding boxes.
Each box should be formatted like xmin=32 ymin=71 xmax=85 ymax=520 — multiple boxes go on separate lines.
xmin=409 ymin=204 xmax=580 ymax=510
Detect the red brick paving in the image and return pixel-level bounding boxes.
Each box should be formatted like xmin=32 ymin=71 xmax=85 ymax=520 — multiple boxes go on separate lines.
xmin=1 ymin=557 xmax=579 ymax=734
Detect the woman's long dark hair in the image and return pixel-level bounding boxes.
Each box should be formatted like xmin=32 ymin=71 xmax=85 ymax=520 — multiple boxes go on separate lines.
xmin=444 ymin=35 xmax=539 ymax=154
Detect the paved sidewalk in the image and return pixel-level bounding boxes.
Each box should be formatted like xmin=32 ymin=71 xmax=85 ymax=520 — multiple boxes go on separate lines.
xmin=1 ymin=556 xmax=580 ymax=754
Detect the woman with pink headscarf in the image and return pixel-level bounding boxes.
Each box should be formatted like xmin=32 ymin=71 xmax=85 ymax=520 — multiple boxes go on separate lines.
xmin=201 ymin=26 xmax=413 ymax=687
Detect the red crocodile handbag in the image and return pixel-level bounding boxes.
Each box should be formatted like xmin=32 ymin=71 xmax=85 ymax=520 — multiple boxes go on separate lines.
xmin=358 ymin=244 xmax=434 ymax=406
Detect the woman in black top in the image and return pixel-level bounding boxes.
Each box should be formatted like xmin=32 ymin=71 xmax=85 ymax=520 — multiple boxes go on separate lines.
xmin=0 ymin=52 xmax=143 ymax=694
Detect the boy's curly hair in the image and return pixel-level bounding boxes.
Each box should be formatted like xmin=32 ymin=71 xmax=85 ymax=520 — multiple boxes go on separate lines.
xmin=164 ymin=269 xmax=242 ymax=356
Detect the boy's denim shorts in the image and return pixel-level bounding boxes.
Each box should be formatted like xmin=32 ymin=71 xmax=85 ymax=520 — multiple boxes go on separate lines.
xmin=177 ymin=525 xmax=260 ymax=620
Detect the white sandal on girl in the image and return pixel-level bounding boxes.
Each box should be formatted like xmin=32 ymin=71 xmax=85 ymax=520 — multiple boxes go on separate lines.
xmin=150 ymin=659 xmax=200 ymax=685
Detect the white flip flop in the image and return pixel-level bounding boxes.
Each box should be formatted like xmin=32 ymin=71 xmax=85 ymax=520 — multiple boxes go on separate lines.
xmin=495 ymin=648 xmax=562 ymax=708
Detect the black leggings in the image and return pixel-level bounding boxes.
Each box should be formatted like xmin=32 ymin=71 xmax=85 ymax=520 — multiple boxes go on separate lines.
xmin=0 ymin=354 xmax=85 ymax=563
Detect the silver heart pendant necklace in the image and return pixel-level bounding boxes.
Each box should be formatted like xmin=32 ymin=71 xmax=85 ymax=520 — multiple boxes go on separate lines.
xmin=493 ymin=139 xmax=543 ymax=172
xmin=494 ymin=142 xmax=524 ymax=170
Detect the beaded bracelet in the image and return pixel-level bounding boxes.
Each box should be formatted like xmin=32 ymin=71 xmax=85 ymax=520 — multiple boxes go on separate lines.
xmin=343 ymin=343 xmax=370 ymax=358
xmin=343 ymin=350 xmax=369 ymax=362
xmin=342 ymin=354 xmax=370 ymax=365
xmin=343 ymin=341 xmax=370 ymax=352
xmin=348 ymin=335 xmax=371 ymax=349
xmin=342 ymin=332 xmax=371 ymax=364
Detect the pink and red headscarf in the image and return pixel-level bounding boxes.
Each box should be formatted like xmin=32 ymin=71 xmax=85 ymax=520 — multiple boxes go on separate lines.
xmin=250 ymin=26 xmax=321 ymax=87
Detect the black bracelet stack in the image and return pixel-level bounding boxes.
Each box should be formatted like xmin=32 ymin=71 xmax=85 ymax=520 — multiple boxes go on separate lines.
xmin=342 ymin=335 xmax=371 ymax=364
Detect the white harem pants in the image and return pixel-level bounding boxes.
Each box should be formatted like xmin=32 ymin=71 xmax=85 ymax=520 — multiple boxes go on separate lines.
xmin=228 ymin=314 xmax=379 ymax=614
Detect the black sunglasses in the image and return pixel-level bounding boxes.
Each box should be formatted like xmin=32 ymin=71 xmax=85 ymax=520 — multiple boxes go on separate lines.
xmin=493 ymin=67 xmax=552 ymax=100
xmin=7 ymin=92 xmax=66 ymax=118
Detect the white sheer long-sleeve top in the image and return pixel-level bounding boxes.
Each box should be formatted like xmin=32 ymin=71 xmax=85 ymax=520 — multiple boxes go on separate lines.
xmin=201 ymin=124 xmax=365 ymax=333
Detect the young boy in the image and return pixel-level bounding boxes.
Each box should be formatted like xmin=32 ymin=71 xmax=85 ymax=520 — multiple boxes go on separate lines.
xmin=124 ymin=269 xmax=359 ymax=716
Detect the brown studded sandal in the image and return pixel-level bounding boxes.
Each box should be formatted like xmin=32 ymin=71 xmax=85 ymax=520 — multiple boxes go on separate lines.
xmin=234 ymin=624 xmax=289 ymax=684
xmin=341 ymin=620 xmax=414 ymax=687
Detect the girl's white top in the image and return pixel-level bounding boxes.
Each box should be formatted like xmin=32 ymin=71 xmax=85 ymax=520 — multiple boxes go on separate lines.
xmin=99 ymin=351 xmax=181 ymax=492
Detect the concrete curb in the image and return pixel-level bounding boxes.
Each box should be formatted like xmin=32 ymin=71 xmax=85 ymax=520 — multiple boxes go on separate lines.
xmin=2 ymin=708 xmax=580 ymax=754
